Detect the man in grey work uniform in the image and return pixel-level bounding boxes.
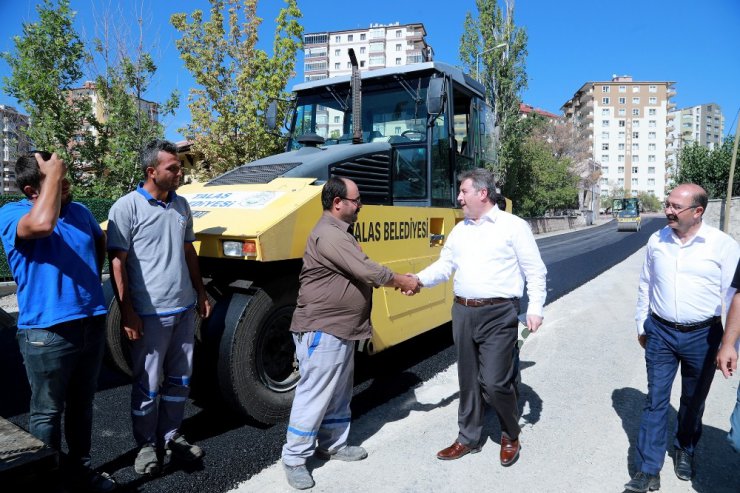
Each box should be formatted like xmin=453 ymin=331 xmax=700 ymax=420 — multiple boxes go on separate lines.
xmin=281 ymin=176 xmax=418 ymax=490
xmin=107 ymin=139 xmax=211 ymax=476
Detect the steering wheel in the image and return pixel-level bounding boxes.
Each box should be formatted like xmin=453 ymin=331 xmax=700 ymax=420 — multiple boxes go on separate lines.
xmin=401 ymin=129 xmax=424 ymax=141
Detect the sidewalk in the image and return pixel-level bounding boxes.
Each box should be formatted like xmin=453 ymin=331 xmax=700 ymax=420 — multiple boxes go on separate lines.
xmin=230 ymin=248 xmax=739 ymax=493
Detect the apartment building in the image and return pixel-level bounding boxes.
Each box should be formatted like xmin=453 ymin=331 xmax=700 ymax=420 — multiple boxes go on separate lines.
xmin=562 ymin=75 xmax=676 ymax=200
xmin=1 ymin=105 xmax=30 ymax=194
xmin=303 ymin=22 xmax=432 ymax=82
xmin=666 ymin=103 xmax=724 ymax=178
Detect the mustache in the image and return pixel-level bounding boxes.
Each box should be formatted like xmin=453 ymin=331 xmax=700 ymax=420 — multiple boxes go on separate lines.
xmin=666 ymin=214 xmax=678 ymax=221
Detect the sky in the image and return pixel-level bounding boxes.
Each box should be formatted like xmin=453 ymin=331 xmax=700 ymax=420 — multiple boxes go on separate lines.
xmin=1 ymin=0 xmax=739 ymax=142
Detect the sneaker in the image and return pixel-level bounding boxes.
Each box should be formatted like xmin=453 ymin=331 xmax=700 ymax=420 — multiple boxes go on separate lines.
xmin=315 ymin=445 xmax=367 ymax=461
xmin=166 ymin=433 xmax=204 ymax=462
xmin=134 ymin=443 xmax=161 ymax=476
xmin=282 ymin=461 xmax=315 ymax=490
xmin=624 ymin=471 xmax=661 ymax=492
xmin=82 ymin=471 xmax=118 ymax=492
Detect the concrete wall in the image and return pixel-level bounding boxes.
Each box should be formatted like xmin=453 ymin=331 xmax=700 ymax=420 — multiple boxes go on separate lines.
xmin=704 ymin=197 xmax=740 ymax=242
xmin=525 ymin=215 xmax=588 ymax=234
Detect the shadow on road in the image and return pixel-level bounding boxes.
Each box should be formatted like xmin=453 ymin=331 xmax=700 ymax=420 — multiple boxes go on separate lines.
xmin=612 ymin=387 xmax=739 ymax=493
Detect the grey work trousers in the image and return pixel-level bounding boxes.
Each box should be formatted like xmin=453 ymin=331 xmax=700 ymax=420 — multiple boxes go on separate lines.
xmin=452 ymin=300 xmax=521 ymax=447
xmin=282 ymin=331 xmax=355 ymax=466
xmin=130 ymin=309 xmax=195 ymax=447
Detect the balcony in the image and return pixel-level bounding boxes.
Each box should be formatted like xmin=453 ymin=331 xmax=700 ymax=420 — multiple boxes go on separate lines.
xmin=406 ymin=55 xmax=423 ymax=64
xmin=406 ymin=31 xmax=423 ymax=41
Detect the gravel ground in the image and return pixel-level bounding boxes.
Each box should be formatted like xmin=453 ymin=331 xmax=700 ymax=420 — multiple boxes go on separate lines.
xmin=229 ymin=248 xmax=740 ymax=493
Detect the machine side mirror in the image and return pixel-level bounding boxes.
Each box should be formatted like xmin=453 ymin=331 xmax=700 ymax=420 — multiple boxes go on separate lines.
xmin=426 ymin=77 xmax=446 ymax=116
xmin=266 ymin=100 xmax=278 ymax=130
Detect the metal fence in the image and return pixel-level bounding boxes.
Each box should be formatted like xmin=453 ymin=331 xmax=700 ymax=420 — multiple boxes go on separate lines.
xmin=0 ymin=195 xmax=115 ymax=282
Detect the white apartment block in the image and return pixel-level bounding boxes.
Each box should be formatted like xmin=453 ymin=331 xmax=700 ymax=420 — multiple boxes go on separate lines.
xmin=1 ymin=105 xmax=30 ymax=194
xmin=666 ymin=103 xmax=724 ymax=179
xmin=303 ymin=22 xmax=432 ymax=82
xmin=562 ymin=75 xmax=676 ymax=200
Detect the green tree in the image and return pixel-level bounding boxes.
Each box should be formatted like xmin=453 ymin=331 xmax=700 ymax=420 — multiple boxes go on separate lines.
xmin=677 ymin=138 xmax=738 ymax=198
xmin=636 ymin=191 xmax=661 ymax=212
xmin=171 ymin=0 xmax=302 ymax=179
xmin=515 ymin=131 xmax=579 ymax=217
xmin=1 ymin=0 xmax=91 ymax=175
xmin=459 ymin=0 xmax=528 ymax=188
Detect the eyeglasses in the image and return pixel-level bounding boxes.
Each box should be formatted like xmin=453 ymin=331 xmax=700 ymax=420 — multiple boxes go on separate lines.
xmin=664 ymin=202 xmax=698 ymax=214
xmin=341 ymin=196 xmax=362 ymax=206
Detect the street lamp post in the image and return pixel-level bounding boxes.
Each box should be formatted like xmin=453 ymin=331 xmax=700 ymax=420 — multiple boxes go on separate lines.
xmin=475 ymin=42 xmax=508 ymax=83
xmin=475 ymin=42 xmax=508 ymax=175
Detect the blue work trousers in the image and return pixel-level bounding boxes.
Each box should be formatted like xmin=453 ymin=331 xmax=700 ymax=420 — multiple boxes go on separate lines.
xmin=282 ymin=331 xmax=355 ymax=466
xmin=130 ymin=309 xmax=195 ymax=446
xmin=16 ymin=315 xmax=106 ymax=471
xmin=728 ymin=384 xmax=740 ymax=453
xmin=636 ymin=315 xmax=722 ymax=474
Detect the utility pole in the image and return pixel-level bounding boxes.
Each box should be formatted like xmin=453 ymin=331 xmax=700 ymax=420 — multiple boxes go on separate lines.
xmin=723 ymin=108 xmax=740 ymax=233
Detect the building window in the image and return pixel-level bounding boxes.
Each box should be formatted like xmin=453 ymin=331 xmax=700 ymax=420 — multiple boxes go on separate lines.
xmin=619 ymin=85 xmax=626 ymax=93
xmin=618 ymin=166 xmax=625 ymax=173
xmin=633 ymin=119 xmax=640 ymax=128
xmin=632 ymin=109 xmax=640 ymax=116
xmin=395 ymin=126 xmax=401 ymax=134
xmin=601 ymin=178 xmax=609 ymax=185
xmin=601 ymin=131 xmax=609 ymax=139
xmin=395 ymin=57 xmax=401 ymax=65
xmin=334 ymin=49 xmax=340 ymax=56
xmin=334 ymin=116 xmax=340 ymax=123
xmin=618 ymin=143 xmax=625 ymax=150
xmin=619 ymin=131 xmax=625 ymax=139
xmin=632 ymin=86 xmax=639 ymax=93
xmin=633 ymin=156 xmax=639 ymax=164
xmin=334 ymin=62 xmax=340 ymax=69
xmin=648 ymin=108 xmax=656 ymax=115
xmin=618 ymin=108 xmax=626 ymax=116
xmin=395 ymin=30 xmax=402 ymax=38
xmin=618 ymin=120 xmax=625 ymax=127
xmin=602 ymin=109 xmax=610 ymax=116
xmin=360 ymin=60 xmax=365 ymax=67
xmin=648 ymin=120 xmax=656 ymax=128
xmin=648 ymin=132 xmax=656 ymax=139
xmin=602 ymin=120 xmax=610 ymax=127
xmin=632 ymin=97 xmax=640 ymax=104
xmin=348 ymin=34 xmax=353 ymax=41
xmin=602 ymin=97 xmax=610 ymax=104
xmin=632 ymin=166 xmax=638 ymax=173
xmin=618 ymin=97 xmax=626 ymax=104
xmin=633 ymin=132 xmax=639 ymax=139
xmin=396 ymin=44 xmax=402 ymax=51
xmin=649 ymin=85 xmax=657 ymax=93
xmin=335 ymin=35 xmax=341 ymax=43
xmin=618 ymin=156 xmax=625 ymax=164
xmin=618 ymin=178 xmax=625 ymax=185
xmin=632 ymin=178 xmax=638 ymax=186
xmin=649 ymin=97 xmax=657 ymax=104
xmin=648 ymin=143 xmax=656 ymax=151
xmin=602 ymin=166 xmax=609 ymax=173
xmin=648 ymin=155 xmax=656 ymax=162
xmin=602 ymin=143 xmax=609 ymax=150
xmin=648 ymin=166 xmax=655 ymax=174
xmin=360 ymin=33 xmax=366 ymax=40
xmin=360 ymin=46 xmax=366 ymax=54
xmin=601 ymin=154 xmax=609 ymax=162
xmin=347 ymin=62 xmax=351 ymax=68
xmin=648 ymin=178 xmax=655 ymax=186
xmin=632 ymin=143 xmax=639 ymax=151
xmin=602 ymin=86 xmax=610 ymax=93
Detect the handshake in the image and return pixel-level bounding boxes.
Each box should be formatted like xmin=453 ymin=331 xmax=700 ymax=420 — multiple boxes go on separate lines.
xmin=392 ymin=273 xmax=422 ymax=296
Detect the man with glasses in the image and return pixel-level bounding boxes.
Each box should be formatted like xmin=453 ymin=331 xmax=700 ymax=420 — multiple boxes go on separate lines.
xmin=625 ymin=183 xmax=739 ymax=492
xmin=281 ymin=177 xmax=418 ymax=490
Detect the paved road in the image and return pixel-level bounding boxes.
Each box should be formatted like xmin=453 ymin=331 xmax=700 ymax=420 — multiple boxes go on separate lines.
xmin=1 ymin=217 xmax=673 ymax=492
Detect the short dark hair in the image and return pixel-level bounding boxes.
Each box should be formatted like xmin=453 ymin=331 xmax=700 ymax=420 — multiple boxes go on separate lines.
xmin=141 ymin=139 xmax=178 ymax=176
xmin=322 ymin=177 xmax=347 ymax=210
xmin=690 ymin=187 xmax=708 ymax=211
xmin=16 ymin=151 xmax=52 ymax=196
xmin=458 ymin=168 xmax=497 ymax=204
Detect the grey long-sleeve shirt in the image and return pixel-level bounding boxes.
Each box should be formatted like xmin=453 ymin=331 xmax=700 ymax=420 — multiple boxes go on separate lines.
xmin=290 ymin=212 xmax=394 ymax=340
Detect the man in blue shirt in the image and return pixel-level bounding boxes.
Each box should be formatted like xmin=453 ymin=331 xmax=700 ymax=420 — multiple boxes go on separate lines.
xmin=0 ymin=152 xmax=114 ymax=492
xmin=108 ymin=139 xmax=211 ymax=476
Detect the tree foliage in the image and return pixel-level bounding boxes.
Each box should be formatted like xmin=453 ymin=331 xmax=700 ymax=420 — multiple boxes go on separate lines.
xmin=459 ymin=0 xmax=527 ymax=188
xmin=171 ymin=0 xmax=303 ymax=179
xmin=676 ymin=138 xmax=739 ymax=198
xmin=1 ymin=0 xmax=90 ymax=168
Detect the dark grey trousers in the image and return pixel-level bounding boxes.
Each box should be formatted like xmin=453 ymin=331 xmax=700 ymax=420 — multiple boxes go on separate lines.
xmin=452 ymin=300 xmax=521 ymax=447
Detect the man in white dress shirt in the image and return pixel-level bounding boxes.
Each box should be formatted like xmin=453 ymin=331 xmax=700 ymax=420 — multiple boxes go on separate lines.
xmin=625 ymin=183 xmax=740 ymax=493
xmin=413 ymin=168 xmax=546 ymax=467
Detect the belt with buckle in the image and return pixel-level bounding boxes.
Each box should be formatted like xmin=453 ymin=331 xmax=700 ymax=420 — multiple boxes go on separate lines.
xmin=650 ymin=313 xmax=720 ymax=333
xmin=454 ymin=296 xmax=515 ymax=307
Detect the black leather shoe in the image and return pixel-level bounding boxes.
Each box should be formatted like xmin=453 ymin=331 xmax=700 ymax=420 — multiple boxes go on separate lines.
xmin=674 ymin=448 xmax=693 ymax=480
xmin=624 ymin=471 xmax=660 ymax=492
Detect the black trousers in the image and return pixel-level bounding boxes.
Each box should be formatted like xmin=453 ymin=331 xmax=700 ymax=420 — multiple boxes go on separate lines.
xmin=452 ymin=300 xmax=521 ymax=446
